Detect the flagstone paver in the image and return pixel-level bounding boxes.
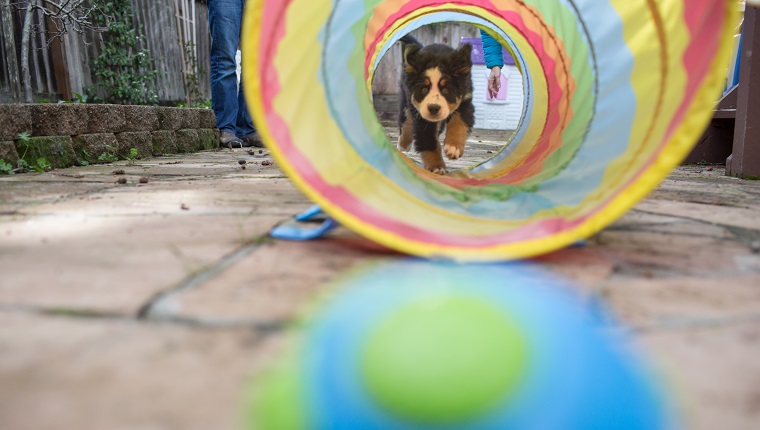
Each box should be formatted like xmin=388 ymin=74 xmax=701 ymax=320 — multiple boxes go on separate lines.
xmin=143 ymin=236 xmax=398 ymax=325
xmin=0 ymin=213 xmax=289 ymax=315
xmin=0 ymin=130 xmax=759 ymax=429
xmin=0 ymin=312 xmax=277 ymax=430
xmin=637 ymin=322 xmax=760 ymax=430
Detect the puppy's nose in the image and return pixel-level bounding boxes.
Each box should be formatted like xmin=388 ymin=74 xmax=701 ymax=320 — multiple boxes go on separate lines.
xmin=428 ymin=104 xmax=441 ymax=115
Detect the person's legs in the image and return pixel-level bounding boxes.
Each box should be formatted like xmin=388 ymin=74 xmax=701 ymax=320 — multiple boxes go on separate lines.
xmin=235 ymin=16 xmax=262 ymax=146
xmin=208 ymin=0 xmax=244 ymax=136
xmin=236 ymin=77 xmax=256 ymax=137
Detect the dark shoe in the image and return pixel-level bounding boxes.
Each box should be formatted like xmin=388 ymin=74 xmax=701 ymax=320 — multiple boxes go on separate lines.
xmin=219 ymin=131 xmax=251 ymax=148
xmin=241 ymin=132 xmax=265 ymax=148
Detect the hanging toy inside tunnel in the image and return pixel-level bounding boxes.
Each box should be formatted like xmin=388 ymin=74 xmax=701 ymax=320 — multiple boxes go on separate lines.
xmin=242 ymin=0 xmax=739 ymax=261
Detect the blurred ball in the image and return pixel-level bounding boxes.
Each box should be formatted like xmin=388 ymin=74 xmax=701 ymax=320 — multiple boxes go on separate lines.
xmin=248 ymin=261 xmax=672 ymax=430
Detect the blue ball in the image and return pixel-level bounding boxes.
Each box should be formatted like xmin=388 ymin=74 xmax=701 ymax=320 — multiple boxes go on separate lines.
xmin=249 ymin=260 xmax=673 ymax=430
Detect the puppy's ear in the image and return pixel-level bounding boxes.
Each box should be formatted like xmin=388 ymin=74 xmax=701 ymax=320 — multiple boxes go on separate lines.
xmin=458 ymin=42 xmax=473 ymax=57
xmin=452 ymin=43 xmax=473 ymax=76
xmin=403 ymin=45 xmax=421 ymax=74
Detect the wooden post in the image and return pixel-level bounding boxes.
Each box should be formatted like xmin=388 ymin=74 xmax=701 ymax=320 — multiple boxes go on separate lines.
xmin=727 ymin=5 xmax=760 ymax=178
xmin=683 ymin=87 xmax=737 ymax=164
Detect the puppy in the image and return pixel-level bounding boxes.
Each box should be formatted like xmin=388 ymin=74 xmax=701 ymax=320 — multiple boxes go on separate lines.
xmin=397 ymin=35 xmax=475 ymax=174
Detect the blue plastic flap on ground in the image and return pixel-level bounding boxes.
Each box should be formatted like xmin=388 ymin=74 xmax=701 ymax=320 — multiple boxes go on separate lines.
xmin=270 ymin=205 xmax=340 ymax=241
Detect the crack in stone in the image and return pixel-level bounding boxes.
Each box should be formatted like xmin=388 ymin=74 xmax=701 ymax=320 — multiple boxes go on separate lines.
xmin=630 ymin=313 xmax=760 ymax=335
xmin=134 ymin=315 xmax=288 ymax=332
xmin=45 ymin=307 xmax=285 ymax=332
xmin=0 ymin=300 xmax=288 ymax=332
xmin=0 ymin=304 xmax=129 ymax=321
xmin=632 ymin=208 xmax=760 ymax=233
xmin=136 ymin=234 xmax=271 ymax=321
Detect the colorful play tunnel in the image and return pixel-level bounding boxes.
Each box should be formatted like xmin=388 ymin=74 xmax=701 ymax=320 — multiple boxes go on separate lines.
xmin=242 ymin=0 xmax=739 ymax=261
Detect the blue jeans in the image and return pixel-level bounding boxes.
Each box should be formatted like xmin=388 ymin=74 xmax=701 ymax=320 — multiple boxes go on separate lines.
xmin=208 ymin=0 xmax=255 ymax=137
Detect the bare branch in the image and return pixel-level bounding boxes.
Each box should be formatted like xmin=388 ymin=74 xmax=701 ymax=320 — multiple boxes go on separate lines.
xmin=7 ymin=0 xmax=113 ymax=54
xmin=15 ymin=0 xmax=112 ymax=37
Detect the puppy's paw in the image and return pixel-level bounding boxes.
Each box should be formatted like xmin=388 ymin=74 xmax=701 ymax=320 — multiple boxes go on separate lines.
xmin=420 ymin=149 xmax=447 ymax=175
xmin=397 ymin=116 xmax=413 ymax=152
xmin=424 ymin=161 xmax=447 ymax=175
xmin=444 ymin=143 xmax=464 ymax=160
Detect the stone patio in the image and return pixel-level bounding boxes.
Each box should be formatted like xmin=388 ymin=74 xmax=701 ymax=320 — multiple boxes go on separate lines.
xmin=1 ymin=130 xmax=759 ymax=429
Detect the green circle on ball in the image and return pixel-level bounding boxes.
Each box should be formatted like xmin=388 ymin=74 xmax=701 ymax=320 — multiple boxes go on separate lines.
xmin=360 ymin=295 xmax=528 ymax=423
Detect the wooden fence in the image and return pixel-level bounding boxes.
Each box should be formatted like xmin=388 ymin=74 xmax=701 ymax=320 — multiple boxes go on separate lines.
xmin=0 ymin=1 xmax=60 ymax=102
xmin=0 ymin=0 xmax=211 ymax=104
xmin=1 ymin=6 xmax=479 ymax=103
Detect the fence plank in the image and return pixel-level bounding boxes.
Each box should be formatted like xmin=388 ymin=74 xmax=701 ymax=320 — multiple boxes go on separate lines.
xmin=46 ymin=15 xmax=71 ymax=100
xmin=38 ymin=16 xmax=55 ymax=94
xmin=195 ymin=3 xmax=210 ymax=97
xmin=59 ymin=22 xmax=94 ymax=99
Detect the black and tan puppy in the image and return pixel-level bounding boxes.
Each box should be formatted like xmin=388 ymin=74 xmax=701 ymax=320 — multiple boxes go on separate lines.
xmin=397 ymin=35 xmax=475 ymax=174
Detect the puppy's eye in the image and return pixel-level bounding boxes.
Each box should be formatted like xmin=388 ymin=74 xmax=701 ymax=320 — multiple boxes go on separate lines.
xmin=441 ymin=88 xmax=449 ymax=95
xmin=421 ymin=87 xmax=429 ymax=94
